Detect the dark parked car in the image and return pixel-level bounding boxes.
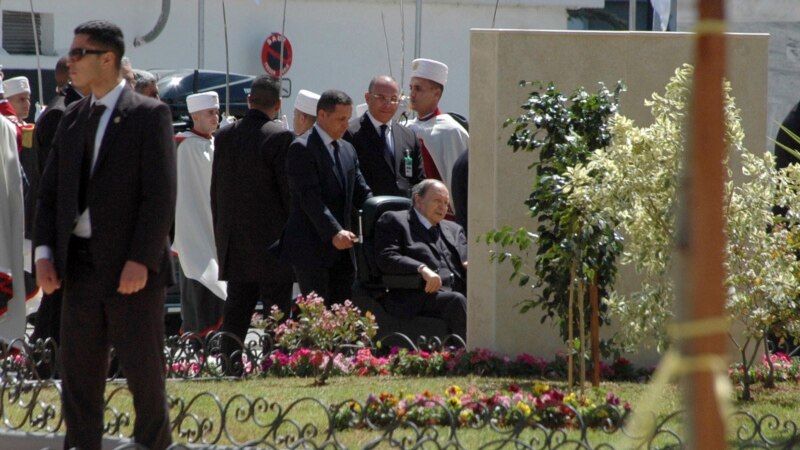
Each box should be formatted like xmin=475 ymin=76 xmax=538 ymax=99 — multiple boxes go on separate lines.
xmin=152 ymin=68 xmax=255 ymax=130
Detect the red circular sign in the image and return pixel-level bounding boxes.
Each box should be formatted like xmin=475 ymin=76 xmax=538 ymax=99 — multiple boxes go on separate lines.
xmin=261 ymin=32 xmax=292 ymax=77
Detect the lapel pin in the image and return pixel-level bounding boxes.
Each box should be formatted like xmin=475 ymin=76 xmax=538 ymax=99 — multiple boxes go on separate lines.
xmin=113 ymin=116 xmax=121 ymax=124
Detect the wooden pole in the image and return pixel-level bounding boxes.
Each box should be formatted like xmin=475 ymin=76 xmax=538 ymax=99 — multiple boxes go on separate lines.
xmin=684 ymin=0 xmax=728 ymax=448
xmin=590 ymin=275 xmax=600 ymax=387
xmin=567 ymin=262 xmax=576 ymax=388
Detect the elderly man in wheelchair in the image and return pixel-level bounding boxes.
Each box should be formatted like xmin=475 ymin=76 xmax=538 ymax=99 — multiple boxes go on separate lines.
xmin=353 ymin=179 xmax=467 ymax=341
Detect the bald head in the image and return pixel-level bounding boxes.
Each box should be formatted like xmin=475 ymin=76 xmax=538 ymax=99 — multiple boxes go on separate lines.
xmin=365 ymin=75 xmax=400 ymax=124
xmin=55 ymin=56 xmax=70 ymax=89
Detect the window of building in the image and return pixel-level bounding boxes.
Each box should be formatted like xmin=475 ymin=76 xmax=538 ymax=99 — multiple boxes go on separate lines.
xmin=568 ymin=0 xmax=655 ymax=31
xmin=2 ymin=10 xmax=54 ymax=55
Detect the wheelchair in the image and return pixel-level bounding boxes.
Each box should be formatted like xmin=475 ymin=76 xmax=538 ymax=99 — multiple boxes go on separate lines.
xmin=351 ymin=196 xmax=450 ymax=348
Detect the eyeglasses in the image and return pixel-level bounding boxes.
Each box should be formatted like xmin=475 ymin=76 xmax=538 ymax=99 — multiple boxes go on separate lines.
xmin=369 ymin=93 xmax=400 ymax=105
xmin=68 ymin=48 xmax=109 ymax=61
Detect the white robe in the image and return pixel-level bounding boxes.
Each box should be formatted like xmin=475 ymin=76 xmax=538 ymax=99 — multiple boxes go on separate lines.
xmin=0 ymin=115 xmax=26 ymax=343
xmin=407 ymin=112 xmax=469 ymax=209
xmin=172 ymin=132 xmax=227 ymax=299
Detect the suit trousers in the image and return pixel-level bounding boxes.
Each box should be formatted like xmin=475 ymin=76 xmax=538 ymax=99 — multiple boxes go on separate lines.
xmin=293 ymin=252 xmax=355 ymax=305
xmin=386 ymin=290 xmax=467 ymax=338
xmin=60 ymin=237 xmax=171 ymax=450
xmin=220 ymin=280 xmax=293 ymax=362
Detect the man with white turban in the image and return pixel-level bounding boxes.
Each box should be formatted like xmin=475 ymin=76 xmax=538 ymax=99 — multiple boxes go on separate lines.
xmin=406 ymin=58 xmax=469 ymax=217
xmin=172 ymin=92 xmax=227 ymax=335
xmin=292 ymin=89 xmax=320 ymax=137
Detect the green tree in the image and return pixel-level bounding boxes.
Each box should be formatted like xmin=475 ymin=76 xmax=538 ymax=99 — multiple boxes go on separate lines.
xmin=485 ymin=81 xmax=625 ymax=387
xmin=565 ymin=64 xmax=800 ymax=400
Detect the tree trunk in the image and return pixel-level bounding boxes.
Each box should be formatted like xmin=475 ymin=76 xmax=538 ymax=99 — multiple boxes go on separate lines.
xmin=590 ymin=275 xmax=601 ymax=386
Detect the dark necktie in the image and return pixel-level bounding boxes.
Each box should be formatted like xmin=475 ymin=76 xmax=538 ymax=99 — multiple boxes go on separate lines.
xmin=79 ymin=103 xmax=106 ymax=213
xmin=380 ymin=124 xmax=394 ymax=172
xmin=429 ymin=224 xmax=441 ymax=241
xmin=332 ymin=140 xmax=346 ymax=187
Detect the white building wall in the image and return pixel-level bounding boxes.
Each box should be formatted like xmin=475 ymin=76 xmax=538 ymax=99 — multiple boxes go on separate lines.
xmin=0 ymin=0 xmax=599 ymax=119
xmin=677 ymin=0 xmax=800 ymax=151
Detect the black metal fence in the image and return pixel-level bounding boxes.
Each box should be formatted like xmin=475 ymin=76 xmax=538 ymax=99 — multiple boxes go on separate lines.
xmin=2 ymin=334 xmax=800 ymax=449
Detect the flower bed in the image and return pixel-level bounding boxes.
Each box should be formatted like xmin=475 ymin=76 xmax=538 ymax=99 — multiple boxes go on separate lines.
xmin=167 ymin=345 xmax=654 ymax=382
xmin=729 ymin=352 xmax=800 ymax=385
xmin=332 ymin=382 xmax=630 ymax=431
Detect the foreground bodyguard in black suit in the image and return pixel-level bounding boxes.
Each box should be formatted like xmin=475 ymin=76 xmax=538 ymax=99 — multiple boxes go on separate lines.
xmin=34 ymin=20 xmax=175 ymax=450
xmin=281 ymin=90 xmax=372 ymax=304
xmin=211 ymin=75 xmax=294 ymax=361
xmin=375 ymin=179 xmax=467 ymax=337
xmin=344 ymin=75 xmax=423 ymax=198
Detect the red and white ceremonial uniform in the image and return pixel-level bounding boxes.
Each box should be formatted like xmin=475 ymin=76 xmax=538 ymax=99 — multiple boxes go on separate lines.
xmin=0 ymin=114 xmax=26 ymax=342
xmin=407 ymin=107 xmax=469 ymax=209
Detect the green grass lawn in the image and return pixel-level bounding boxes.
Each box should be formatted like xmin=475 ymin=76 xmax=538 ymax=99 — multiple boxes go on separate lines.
xmin=10 ymin=376 xmax=800 ymax=448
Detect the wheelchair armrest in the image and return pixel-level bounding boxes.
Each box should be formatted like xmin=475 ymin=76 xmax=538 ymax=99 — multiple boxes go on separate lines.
xmin=381 ymin=274 xmax=425 ymax=290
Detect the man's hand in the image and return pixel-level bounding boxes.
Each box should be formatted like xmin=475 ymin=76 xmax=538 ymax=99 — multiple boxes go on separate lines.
xmin=420 ymin=266 xmax=442 ymax=293
xmin=118 ymin=260 xmax=148 ymax=294
xmin=332 ymin=230 xmax=357 ymax=250
xmin=35 ymin=259 xmax=61 ymax=294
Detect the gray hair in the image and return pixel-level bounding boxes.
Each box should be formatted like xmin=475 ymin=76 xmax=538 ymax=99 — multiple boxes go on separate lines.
xmin=412 ymin=179 xmax=446 ymax=200
xmin=132 ymin=69 xmax=158 ymax=93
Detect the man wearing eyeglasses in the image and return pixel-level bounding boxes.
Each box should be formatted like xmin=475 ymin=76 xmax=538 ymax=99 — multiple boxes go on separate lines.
xmin=344 ymin=75 xmax=422 ymax=198
xmin=34 ymin=20 xmax=175 ymax=450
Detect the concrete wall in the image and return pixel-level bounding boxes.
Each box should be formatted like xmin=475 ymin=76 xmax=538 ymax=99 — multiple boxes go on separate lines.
xmin=468 ymin=29 xmax=768 ymax=364
xmin=0 ymin=0 xmax=599 ymax=119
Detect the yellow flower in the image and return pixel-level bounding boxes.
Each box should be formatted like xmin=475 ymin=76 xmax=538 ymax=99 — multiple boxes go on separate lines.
xmin=458 ymin=409 xmax=474 ymax=424
xmin=349 ymin=401 xmax=362 ymax=413
xmin=532 ymin=382 xmax=550 ymax=395
xmin=515 ymin=400 xmax=531 ymax=416
xmin=447 ymin=396 xmax=462 ymax=409
xmin=446 ymin=385 xmax=463 ymax=397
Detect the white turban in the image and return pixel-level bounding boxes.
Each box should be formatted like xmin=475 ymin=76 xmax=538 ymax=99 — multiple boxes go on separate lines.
xmin=3 ymin=76 xmax=31 ymax=98
xmin=294 ymin=89 xmax=320 ymax=116
xmin=411 ymin=58 xmax=448 ymax=86
xmin=186 ymin=91 xmax=219 ymax=113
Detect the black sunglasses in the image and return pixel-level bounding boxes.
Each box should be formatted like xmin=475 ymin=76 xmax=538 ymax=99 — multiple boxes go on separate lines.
xmin=68 ymin=48 xmax=109 ymax=60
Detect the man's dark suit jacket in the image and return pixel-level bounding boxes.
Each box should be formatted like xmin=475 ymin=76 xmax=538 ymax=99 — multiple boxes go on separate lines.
xmin=375 ymin=208 xmax=467 ymax=319
xmin=36 ymin=86 xmax=81 ymax=174
xmin=281 ymin=127 xmax=372 ymax=269
xmin=344 ymin=114 xmax=423 ymax=197
xmin=34 ymin=88 xmax=176 ymax=292
xmin=211 ymin=109 xmax=294 ymax=283
xmin=35 ymin=93 xmax=66 ymax=175
xmin=450 ymin=149 xmax=469 ymax=234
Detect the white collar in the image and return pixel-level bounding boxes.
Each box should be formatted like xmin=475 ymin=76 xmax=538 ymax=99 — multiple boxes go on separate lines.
xmin=313 ymin=123 xmax=336 ymax=148
xmin=90 ymin=79 xmax=126 ymax=110
xmin=366 ymin=111 xmax=390 ymax=133
xmin=414 ymin=208 xmax=433 ymax=229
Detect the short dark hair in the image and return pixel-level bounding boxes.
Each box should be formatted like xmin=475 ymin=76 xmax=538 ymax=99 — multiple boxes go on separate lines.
xmin=249 ymin=75 xmax=281 ymax=109
xmin=55 ymin=56 xmax=69 ymax=75
xmin=317 ymin=90 xmax=352 ymax=114
xmin=74 ymin=20 xmax=125 ymax=68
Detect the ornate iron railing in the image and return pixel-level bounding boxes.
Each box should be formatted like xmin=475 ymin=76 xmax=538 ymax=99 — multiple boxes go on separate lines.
xmin=2 ymin=335 xmax=800 ymax=449
xmin=9 ymin=330 xmax=468 ymax=381
xmin=2 ymin=372 xmax=800 ymax=449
